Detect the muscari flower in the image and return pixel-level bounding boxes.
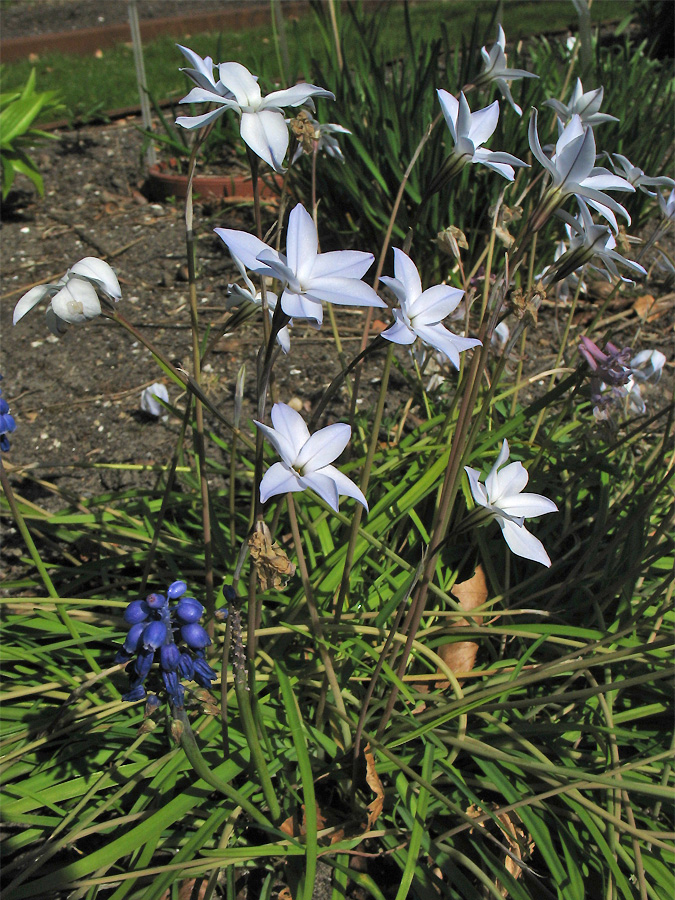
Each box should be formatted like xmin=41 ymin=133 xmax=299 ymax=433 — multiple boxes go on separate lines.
xmin=215 ymin=203 xmax=385 ymax=326
xmin=528 ymin=111 xmax=634 ymax=230
xmin=13 ymin=257 xmax=121 ymax=337
xmin=436 ymin=90 xmax=528 ymax=182
xmin=551 ymin=199 xmax=646 ymax=284
xmin=465 ymin=440 xmax=558 ymax=567
xmin=379 ymin=248 xmax=482 ymax=369
xmin=255 ymin=402 xmax=367 ymax=512
xmin=140 ymin=383 xmax=169 ymax=418
xmin=116 ymin=580 xmax=215 ymax=707
xmin=543 ymin=78 xmax=618 ymax=129
xmin=0 ymin=376 xmax=17 ymax=453
xmin=226 ymin=252 xmax=291 ymax=353
xmin=477 ymin=24 xmax=538 ymax=116
xmin=176 ymin=57 xmax=334 ymax=172
xmin=610 ymin=154 xmax=675 ymax=198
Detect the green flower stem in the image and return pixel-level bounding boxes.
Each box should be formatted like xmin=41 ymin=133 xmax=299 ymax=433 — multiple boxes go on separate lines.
xmin=287 ymin=493 xmax=352 ymax=751
xmin=139 ymin=400 xmax=192 ymax=596
xmin=184 ymin=139 xmax=214 ymax=620
xmin=231 ymin=667 xmax=282 ymax=823
xmin=334 ymin=344 xmax=394 ymax=624
xmin=0 ymin=458 xmax=100 ymax=675
xmin=174 ymin=707 xmax=277 ymax=829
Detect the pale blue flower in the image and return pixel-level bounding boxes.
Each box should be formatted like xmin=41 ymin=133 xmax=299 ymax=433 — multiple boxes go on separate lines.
xmin=479 ymin=24 xmax=538 ymax=116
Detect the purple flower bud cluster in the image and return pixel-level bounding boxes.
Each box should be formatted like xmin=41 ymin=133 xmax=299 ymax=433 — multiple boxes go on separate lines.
xmin=116 ymin=580 xmax=216 ymax=707
xmin=0 ymin=376 xmax=17 ymax=453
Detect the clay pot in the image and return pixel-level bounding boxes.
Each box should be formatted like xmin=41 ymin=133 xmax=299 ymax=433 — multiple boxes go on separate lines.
xmin=146 ymin=164 xmax=283 ymax=203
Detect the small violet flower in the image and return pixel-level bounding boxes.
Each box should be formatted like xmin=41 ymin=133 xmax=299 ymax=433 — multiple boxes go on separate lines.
xmin=610 ymin=154 xmax=675 ymax=198
xmin=544 ymin=78 xmax=618 ymax=128
xmin=0 ymin=376 xmax=17 ymax=453
xmin=465 ymin=440 xmax=558 ymax=567
xmin=176 ymin=56 xmax=334 ymax=173
xmin=437 ymin=90 xmax=528 ymax=182
xmin=140 ymin=383 xmax=170 ymax=418
xmin=116 ymin=580 xmax=215 ymax=707
xmin=478 ymin=24 xmax=538 ymax=116
xmin=215 ymin=203 xmax=385 ymax=326
xmin=528 ymin=112 xmax=634 ymax=229
xmin=380 ymin=248 xmax=482 ymax=369
xmin=255 ymin=402 xmax=367 ymax=512
xmin=13 ymin=257 xmax=121 ymax=337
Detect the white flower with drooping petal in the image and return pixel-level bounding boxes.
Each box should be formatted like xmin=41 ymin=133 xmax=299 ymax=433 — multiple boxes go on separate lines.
xmin=554 ymin=200 xmax=646 ymax=283
xmin=610 ymin=154 xmax=675 ymax=198
xmin=658 ymin=188 xmax=675 ymax=221
xmin=479 ymin=24 xmax=538 ymax=116
xmin=529 ymin=111 xmax=634 ymax=228
xmin=255 ymin=402 xmax=367 ymax=512
xmin=215 ymin=203 xmax=385 ymax=326
xmin=380 ymin=248 xmax=481 ymax=369
xmin=13 ymin=257 xmax=121 ymax=337
xmin=226 ymin=253 xmax=291 ymax=353
xmin=544 ymin=78 xmax=618 ymax=128
xmin=140 ymin=383 xmax=169 ymax=418
xmin=465 ymin=440 xmax=558 ymax=567
xmin=437 ymin=90 xmax=528 ymax=181
xmin=176 ymin=59 xmax=334 ymax=172
xmin=631 ymin=349 xmax=666 ymax=384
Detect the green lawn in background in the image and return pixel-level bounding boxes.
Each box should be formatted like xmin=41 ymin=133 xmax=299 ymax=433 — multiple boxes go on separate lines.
xmin=0 ymin=0 xmax=633 ymax=119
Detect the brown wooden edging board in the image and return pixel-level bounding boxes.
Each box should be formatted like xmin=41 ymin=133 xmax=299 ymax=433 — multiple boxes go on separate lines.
xmin=0 ymin=1 xmax=309 ymax=63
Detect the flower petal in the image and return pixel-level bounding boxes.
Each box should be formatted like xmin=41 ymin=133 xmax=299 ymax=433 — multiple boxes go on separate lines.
xmin=321 ymin=464 xmax=368 ymax=511
xmin=263 ymin=83 xmax=334 ymax=109
xmin=51 ymin=279 xmax=101 ymax=323
xmin=295 ymin=422 xmax=350 ymax=472
xmin=280 ymin=290 xmax=324 ymax=323
xmin=13 ymin=284 xmax=51 ymax=324
xmin=214 ymin=228 xmax=278 ymax=276
xmin=310 ymin=249 xmax=374 ymax=281
xmin=70 ymin=257 xmax=121 ymax=300
xmin=467 ymin=99 xmax=499 ymax=147
xmin=437 ymin=89 xmax=459 ymax=142
xmin=260 ymin=462 xmax=304 ymax=503
xmin=391 ymin=248 xmax=422 ymax=303
xmin=270 ymin=402 xmax=311 ymax=455
xmin=488 ymin=460 xmax=529 ymax=505
xmin=217 ymin=62 xmax=261 ymax=106
xmin=408 ymin=283 xmax=464 ymax=324
xmin=254 ymin=419 xmax=297 ymax=466
xmin=381 ymin=315 xmax=416 ymax=345
xmin=307 ymin=277 xmax=385 ymax=308
xmin=464 ymin=466 xmax=489 ymax=508
xmin=499 ymin=492 xmax=558 ymax=518
xmin=299 ymin=470 xmax=340 ymax=511
xmin=499 ymin=518 xmax=552 ymax=567
xmin=286 ymin=204 xmax=317 ymax=283
xmin=240 ymin=108 xmax=289 ymax=172
xmin=176 ymin=107 xmax=229 ymax=131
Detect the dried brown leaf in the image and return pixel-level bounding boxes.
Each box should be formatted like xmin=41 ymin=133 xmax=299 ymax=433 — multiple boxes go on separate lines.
xmin=435 ymin=566 xmax=488 ymax=688
xmin=249 ymin=521 xmax=296 ymax=591
xmin=364 ymin=743 xmax=384 ymax=830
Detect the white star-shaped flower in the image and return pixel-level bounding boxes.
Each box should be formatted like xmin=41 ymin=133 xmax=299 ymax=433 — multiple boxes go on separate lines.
xmin=479 ymin=24 xmax=538 ymax=116
xmin=255 ymin=402 xmax=367 ymax=512
xmin=380 ymin=248 xmax=481 ymax=369
xmin=215 ymin=203 xmax=385 ymax=326
xmin=465 ymin=440 xmax=558 ymax=567
xmin=176 ymin=58 xmax=334 ymax=172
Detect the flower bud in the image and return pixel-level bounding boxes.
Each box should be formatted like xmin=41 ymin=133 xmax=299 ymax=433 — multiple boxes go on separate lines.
xmin=167 ymin=580 xmax=188 ymax=600
xmin=124 ymin=600 xmax=150 ymax=625
xmin=143 ymin=620 xmax=167 ymax=649
xmin=123 ymin=622 xmax=145 ymax=654
xmin=193 ymin=657 xmax=217 ymax=687
xmin=160 ymin=642 xmax=181 ymax=672
xmin=135 ymin=648 xmax=155 ymax=677
xmin=178 ymin=652 xmax=194 ymax=680
xmin=181 ymin=623 xmax=211 ymax=650
xmin=144 ymin=694 xmax=161 ymax=716
xmin=175 ymin=597 xmax=204 ymax=623
xmin=146 ymin=592 xmax=167 ymax=609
